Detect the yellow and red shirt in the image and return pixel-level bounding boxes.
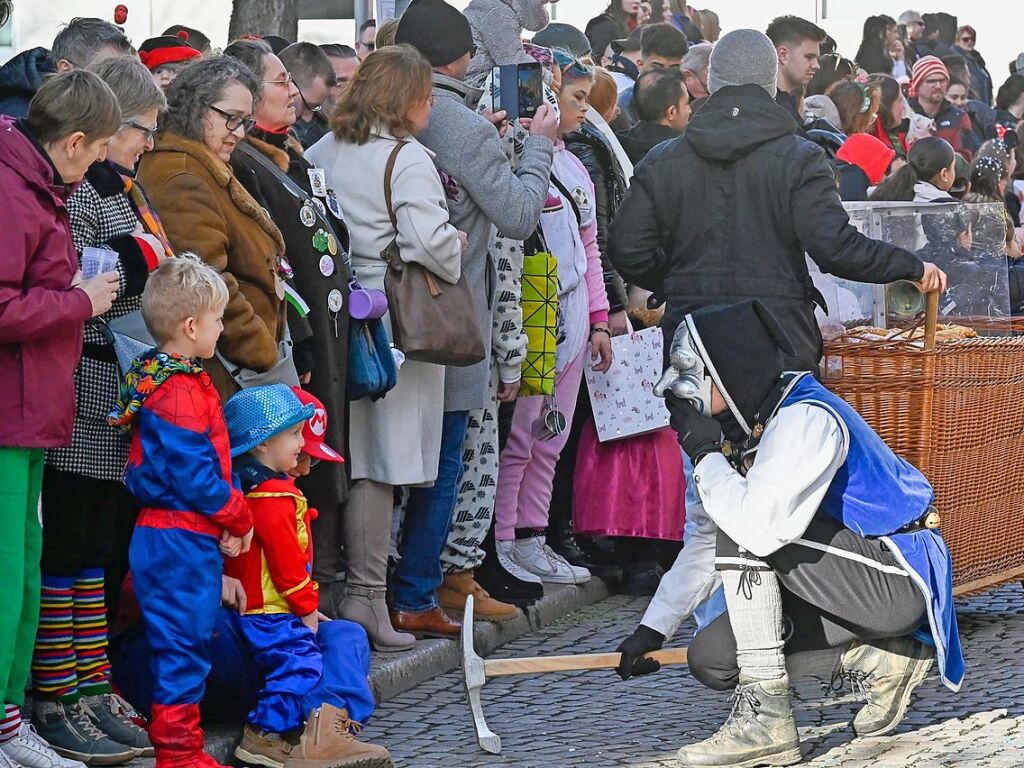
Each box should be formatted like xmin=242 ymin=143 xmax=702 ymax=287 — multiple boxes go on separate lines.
xmin=224 ymin=477 xmax=319 ymax=616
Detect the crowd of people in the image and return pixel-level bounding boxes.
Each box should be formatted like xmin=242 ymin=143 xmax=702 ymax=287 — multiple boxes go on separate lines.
xmin=0 ymin=1 xmax=1008 ymax=767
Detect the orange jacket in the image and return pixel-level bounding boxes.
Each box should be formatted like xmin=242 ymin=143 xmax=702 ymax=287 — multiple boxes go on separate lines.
xmin=224 ymin=477 xmax=319 ymax=616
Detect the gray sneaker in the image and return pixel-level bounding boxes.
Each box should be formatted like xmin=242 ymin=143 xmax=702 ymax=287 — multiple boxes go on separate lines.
xmin=32 ymin=701 xmax=136 ymax=766
xmin=677 ymin=675 xmax=802 ymax=768
xmin=80 ymin=694 xmax=153 ymax=757
xmin=835 ymin=636 xmax=935 ymax=737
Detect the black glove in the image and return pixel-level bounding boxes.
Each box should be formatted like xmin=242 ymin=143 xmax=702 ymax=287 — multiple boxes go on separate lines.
xmin=665 ymin=394 xmax=723 ymax=464
xmin=615 ymin=624 xmax=666 ymax=681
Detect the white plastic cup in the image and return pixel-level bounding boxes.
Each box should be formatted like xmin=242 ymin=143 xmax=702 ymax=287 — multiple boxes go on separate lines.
xmin=81 ymin=246 xmax=119 ymax=279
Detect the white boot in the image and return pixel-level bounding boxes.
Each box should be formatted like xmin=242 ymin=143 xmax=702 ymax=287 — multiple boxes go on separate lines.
xmin=513 ymin=536 xmax=591 ymax=585
xmin=495 ymin=539 xmax=543 ymax=585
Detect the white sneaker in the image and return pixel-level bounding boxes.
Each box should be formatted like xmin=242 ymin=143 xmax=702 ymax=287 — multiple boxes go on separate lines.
xmin=495 ymin=539 xmax=543 ymax=585
xmin=1 ymin=723 xmax=87 ymax=768
xmin=513 ymin=536 xmax=591 ymax=585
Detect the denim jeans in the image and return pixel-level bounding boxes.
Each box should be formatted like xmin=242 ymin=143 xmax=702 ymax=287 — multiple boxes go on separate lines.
xmin=390 ymin=411 xmax=470 ymax=612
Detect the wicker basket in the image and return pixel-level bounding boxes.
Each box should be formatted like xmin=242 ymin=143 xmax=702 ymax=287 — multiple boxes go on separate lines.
xmin=823 ymin=293 xmax=1024 ymax=595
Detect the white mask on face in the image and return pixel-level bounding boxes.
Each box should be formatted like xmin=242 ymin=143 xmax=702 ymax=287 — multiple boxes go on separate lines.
xmin=654 ymin=322 xmax=714 ymax=416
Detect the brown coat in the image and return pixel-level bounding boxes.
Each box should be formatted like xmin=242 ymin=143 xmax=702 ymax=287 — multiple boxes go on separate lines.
xmin=138 ymin=132 xmax=286 ymax=400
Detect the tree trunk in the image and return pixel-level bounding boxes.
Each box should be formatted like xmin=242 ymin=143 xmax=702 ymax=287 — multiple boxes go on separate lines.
xmin=229 ymin=0 xmax=300 ymax=42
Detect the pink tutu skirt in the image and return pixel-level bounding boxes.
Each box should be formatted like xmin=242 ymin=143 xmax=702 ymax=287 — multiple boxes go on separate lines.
xmin=571 ymin=419 xmax=686 ymax=540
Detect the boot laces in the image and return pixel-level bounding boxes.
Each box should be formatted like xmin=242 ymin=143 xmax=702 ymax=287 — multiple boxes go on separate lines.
xmin=830 ymin=667 xmax=870 ymax=698
xmin=69 ymin=701 xmax=109 ymax=741
xmin=325 ymin=709 xmax=361 ymax=740
xmin=706 ymin=685 xmax=763 ymax=743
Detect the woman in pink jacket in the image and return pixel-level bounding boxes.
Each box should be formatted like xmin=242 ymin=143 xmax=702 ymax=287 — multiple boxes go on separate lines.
xmin=0 ymin=71 xmax=120 ymax=762
xmin=494 ymin=51 xmax=614 ymax=591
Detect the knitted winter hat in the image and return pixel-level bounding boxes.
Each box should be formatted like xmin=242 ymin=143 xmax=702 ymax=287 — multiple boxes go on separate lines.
xmin=707 ymin=29 xmax=778 ymax=97
xmin=837 ymin=133 xmax=896 ymax=186
xmin=137 ymin=33 xmax=201 ymax=72
xmin=909 ymin=56 xmax=949 ymax=98
xmin=396 ymin=0 xmax=474 ymax=67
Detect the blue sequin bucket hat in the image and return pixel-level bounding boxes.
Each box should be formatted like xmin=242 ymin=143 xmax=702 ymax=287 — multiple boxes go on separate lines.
xmin=224 ymin=384 xmax=316 ymax=458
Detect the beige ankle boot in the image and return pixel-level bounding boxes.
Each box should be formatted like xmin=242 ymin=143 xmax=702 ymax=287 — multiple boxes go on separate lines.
xmin=340 ymin=586 xmax=415 ymax=652
xmin=286 ymin=705 xmax=392 ymax=768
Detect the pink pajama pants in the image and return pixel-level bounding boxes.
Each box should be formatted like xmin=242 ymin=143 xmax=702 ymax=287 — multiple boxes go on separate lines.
xmin=494 ymin=348 xmax=586 ymax=541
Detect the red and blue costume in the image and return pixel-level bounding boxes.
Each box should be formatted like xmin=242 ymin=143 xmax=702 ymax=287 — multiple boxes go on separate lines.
xmin=224 ymin=461 xmax=329 ymax=734
xmin=110 ymin=352 xmax=251 ymax=768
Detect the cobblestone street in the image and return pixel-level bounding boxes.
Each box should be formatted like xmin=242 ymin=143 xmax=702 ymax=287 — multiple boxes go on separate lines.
xmin=363 ymin=585 xmax=1024 ymax=767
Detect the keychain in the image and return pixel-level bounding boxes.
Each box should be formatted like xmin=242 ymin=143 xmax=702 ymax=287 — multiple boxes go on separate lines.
xmin=539 ymin=395 xmax=567 ymax=441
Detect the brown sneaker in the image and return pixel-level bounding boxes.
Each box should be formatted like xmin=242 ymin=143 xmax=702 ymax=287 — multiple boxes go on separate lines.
xmin=438 ymin=571 xmax=519 ymax=622
xmin=285 ymin=705 xmax=392 ymax=768
xmin=234 ymin=725 xmax=292 ymax=768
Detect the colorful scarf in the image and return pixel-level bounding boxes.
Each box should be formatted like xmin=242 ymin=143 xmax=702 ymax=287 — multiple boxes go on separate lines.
xmin=107 ymin=350 xmax=204 ymax=429
xmin=123 ymin=176 xmax=174 ymax=257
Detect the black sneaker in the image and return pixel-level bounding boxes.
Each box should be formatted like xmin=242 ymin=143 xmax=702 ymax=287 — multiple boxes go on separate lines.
xmin=475 ymin=556 xmax=543 ymax=608
xmin=621 ymin=562 xmax=666 ymax=597
xmin=549 ymin=534 xmax=621 ymax=579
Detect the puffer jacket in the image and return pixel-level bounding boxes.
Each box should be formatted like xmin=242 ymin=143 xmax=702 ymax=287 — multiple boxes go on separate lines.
xmin=0 ymin=117 xmax=93 ymax=447
xmin=565 ymin=122 xmax=628 ymax=314
xmin=608 ymin=84 xmax=925 ymax=367
xmin=0 ymin=48 xmax=54 ymax=118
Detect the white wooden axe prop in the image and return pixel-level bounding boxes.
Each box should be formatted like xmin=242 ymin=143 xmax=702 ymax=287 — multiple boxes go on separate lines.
xmin=461 ymin=594 xmax=690 ymax=754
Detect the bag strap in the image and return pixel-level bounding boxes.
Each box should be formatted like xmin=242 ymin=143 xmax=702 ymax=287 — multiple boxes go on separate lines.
xmin=383 ymin=141 xmax=408 ymax=230
xmin=550 ymin=172 xmax=581 ymax=226
xmin=237 ymin=141 xmax=353 ymax=269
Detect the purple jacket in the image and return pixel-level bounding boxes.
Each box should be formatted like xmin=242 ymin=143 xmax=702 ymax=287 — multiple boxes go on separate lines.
xmin=0 ymin=116 xmax=93 ymax=448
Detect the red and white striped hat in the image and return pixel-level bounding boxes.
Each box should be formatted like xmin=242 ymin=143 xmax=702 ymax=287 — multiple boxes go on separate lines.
xmin=909 ymin=56 xmax=949 ymax=98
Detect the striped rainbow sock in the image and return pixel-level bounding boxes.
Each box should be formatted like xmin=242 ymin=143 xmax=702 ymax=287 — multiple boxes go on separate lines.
xmin=73 ymin=568 xmax=113 ymax=696
xmin=31 ymin=575 xmax=78 ymax=702
xmin=0 ymin=704 xmax=20 ymax=745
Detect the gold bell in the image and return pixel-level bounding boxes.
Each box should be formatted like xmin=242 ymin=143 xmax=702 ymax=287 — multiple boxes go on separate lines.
xmin=924 ymin=510 xmax=941 ymax=529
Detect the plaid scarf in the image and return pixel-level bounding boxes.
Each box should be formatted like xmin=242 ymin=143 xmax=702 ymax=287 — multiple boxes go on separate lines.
xmin=108 ymin=350 xmax=204 ymax=429
xmin=123 ymin=176 xmax=174 ymax=257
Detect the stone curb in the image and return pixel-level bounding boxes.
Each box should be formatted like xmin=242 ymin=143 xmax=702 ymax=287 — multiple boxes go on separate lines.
xmin=200 ymin=578 xmax=612 ymax=763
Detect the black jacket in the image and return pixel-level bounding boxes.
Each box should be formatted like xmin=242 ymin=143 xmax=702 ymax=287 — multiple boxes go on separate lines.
xmin=230 ymin=130 xmax=352 ymax=518
xmin=565 ymin=122 xmax=629 ymax=313
xmin=0 ymin=48 xmax=53 ymax=118
xmin=607 ymin=84 xmax=925 ymax=367
xmin=616 ymin=120 xmax=680 ymax=165
xmin=585 ymin=13 xmax=629 ymax=63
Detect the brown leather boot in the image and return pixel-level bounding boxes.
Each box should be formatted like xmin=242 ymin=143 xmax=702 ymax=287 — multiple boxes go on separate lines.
xmin=438 ymin=570 xmax=519 ymax=622
xmin=285 ymin=705 xmax=392 ymax=768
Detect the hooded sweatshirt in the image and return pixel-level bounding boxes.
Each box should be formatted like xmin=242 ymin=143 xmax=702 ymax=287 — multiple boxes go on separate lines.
xmin=465 ymin=0 xmax=550 ymax=88
xmin=608 ymin=84 xmax=925 ymax=369
xmin=836 ymin=133 xmax=896 ymax=202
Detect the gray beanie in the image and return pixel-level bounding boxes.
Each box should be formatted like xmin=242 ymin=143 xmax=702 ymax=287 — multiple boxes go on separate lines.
xmin=707 ymin=29 xmax=778 ymax=98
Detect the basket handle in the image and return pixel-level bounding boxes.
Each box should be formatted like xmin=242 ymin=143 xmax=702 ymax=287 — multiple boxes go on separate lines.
xmin=924 ymin=290 xmax=939 ymax=352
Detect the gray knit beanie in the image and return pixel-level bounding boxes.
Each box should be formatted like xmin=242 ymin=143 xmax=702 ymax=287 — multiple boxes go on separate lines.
xmin=707 ymin=29 xmax=778 ymax=97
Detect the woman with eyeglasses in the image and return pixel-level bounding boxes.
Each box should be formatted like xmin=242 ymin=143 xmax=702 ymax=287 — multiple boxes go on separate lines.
xmin=26 ymin=55 xmax=165 ymax=762
xmin=222 ymin=39 xmax=354 ymax=619
xmin=138 ymin=55 xmax=288 ymax=404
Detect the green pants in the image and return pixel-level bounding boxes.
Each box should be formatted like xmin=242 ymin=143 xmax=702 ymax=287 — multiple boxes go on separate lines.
xmin=0 ymin=448 xmax=43 ymax=706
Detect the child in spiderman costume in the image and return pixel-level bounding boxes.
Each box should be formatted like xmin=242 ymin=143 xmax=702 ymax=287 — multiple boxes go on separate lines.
xmin=222 ymin=384 xmax=392 ymax=768
xmin=108 ymin=257 xmax=253 ymax=768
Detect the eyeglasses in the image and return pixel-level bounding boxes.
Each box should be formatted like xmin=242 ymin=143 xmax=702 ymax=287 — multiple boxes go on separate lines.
xmin=262 ymin=72 xmax=295 ymax=88
xmin=296 ymin=84 xmax=324 ymax=115
xmin=208 ymin=104 xmax=256 ymax=133
xmin=923 ymin=77 xmax=949 ymax=87
xmin=124 ymin=120 xmax=158 ymax=142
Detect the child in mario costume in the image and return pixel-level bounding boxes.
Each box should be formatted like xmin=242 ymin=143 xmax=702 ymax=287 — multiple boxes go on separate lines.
xmin=108 ymin=257 xmax=253 ymax=768
xmin=223 ymin=385 xmax=392 ymax=768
